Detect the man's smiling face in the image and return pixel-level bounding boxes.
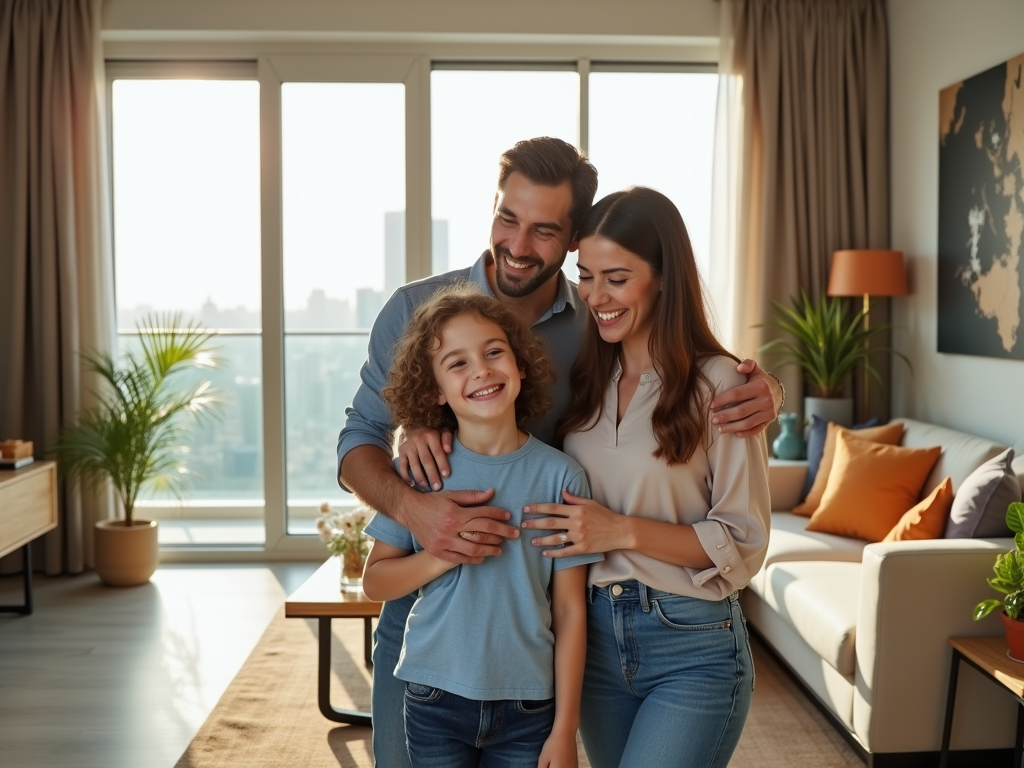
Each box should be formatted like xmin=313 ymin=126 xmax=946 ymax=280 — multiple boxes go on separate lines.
xmin=489 ymin=171 xmax=577 ymax=298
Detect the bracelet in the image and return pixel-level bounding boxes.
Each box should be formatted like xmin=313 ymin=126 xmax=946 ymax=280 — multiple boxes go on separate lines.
xmin=765 ymin=370 xmax=785 ymax=414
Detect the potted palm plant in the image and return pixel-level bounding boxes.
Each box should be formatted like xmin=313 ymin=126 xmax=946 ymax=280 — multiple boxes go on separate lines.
xmin=758 ymin=291 xmax=909 ymax=426
xmin=973 ymin=501 xmax=1024 ymax=660
xmin=51 ymin=314 xmax=221 ymax=586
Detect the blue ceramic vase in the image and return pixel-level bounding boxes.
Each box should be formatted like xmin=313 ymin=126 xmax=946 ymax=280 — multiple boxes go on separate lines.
xmin=772 ymin=412 xmax=806 ymax=460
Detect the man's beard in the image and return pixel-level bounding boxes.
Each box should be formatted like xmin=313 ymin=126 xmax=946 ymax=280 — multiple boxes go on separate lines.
xmin=490 ymin=245 xmax=566 ymax=298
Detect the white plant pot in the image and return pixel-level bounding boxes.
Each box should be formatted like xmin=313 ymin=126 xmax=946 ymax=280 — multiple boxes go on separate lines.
xmin=803 ymin=397 xmax=854 ymax=436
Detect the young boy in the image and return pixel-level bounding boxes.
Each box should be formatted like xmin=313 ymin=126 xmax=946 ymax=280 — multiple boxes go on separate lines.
xmin=362 ymin=284 xmax=600 ymax=768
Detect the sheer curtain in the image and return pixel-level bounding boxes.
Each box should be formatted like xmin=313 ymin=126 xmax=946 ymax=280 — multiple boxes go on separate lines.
xmin=0 ymin=0 xmax=116 ymax=576
xmin=709 ymin=0 xmax=891 ymax=421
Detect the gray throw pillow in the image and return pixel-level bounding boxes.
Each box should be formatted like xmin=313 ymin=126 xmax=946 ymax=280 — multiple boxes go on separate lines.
xmin=945 ymin=448 xmax=1022 ymax=538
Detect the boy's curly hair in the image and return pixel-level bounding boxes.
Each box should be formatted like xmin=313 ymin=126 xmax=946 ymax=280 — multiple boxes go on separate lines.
xmin=382 ymin=283 xmax=554 ymax=432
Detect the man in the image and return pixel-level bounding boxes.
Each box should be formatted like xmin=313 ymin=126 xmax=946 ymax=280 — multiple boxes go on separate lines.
xmin=337 ymin=137 xmax=782 ymax=767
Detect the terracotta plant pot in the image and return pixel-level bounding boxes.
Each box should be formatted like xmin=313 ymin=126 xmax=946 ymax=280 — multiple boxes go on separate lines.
xmin=93 ymin=519 xmax=159 ymax=587
xmin=1001 ymin=611 xmax=1024 ymax=662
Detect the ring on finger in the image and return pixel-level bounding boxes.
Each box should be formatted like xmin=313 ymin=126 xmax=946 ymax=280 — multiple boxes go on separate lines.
xmin=559 ymin=533 xmax=569 ymax=543
xmin=458 ymin=531 xmax=473 ymax=541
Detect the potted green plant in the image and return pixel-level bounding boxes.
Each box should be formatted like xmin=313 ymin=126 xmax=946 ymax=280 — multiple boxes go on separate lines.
xmin=973 ymin=501 xmax=1024 ymax=659
xmin=51 ymin=314 xmax=221 ymax=586
xmin=758 ymin=291 xmax=910 ymax=426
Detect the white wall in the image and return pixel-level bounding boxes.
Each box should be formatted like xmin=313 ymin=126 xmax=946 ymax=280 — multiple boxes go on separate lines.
xmin=889 ymin=0 xmax=1024 ymax=447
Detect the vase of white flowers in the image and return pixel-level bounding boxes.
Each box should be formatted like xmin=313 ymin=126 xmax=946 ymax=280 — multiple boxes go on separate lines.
xmin=316 ymin=502 xmax=373 ymax=593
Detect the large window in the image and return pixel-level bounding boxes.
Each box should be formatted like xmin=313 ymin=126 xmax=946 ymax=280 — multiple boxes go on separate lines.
xmin=107 ymin=57 xmax=717 ymax=555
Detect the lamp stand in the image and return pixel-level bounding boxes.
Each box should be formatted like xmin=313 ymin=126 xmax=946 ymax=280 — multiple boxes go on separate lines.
xmin=861 ymin=292 xmax=870 ymax=420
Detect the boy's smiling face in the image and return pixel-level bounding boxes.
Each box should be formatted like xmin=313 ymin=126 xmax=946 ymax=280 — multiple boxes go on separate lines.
xmin=431 ymin=312 xmax=524 ymax=428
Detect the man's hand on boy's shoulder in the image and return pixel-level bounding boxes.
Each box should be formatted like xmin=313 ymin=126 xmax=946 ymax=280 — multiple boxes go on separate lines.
xmin=397 ymin=425 xmax=454 ymax=491
xmin=709 ymin=359 xmax=783 ymax=438
xmin=402 ymin=487 xmax=520 ymax=565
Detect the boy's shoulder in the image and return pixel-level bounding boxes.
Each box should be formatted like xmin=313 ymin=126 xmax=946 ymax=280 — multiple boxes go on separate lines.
xmin=522 ymin=438 xmax=586 ymax=479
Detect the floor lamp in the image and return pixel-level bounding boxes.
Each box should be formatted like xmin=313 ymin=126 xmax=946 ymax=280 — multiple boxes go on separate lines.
xmin=827 ymin=249 xmax=908 ymax=418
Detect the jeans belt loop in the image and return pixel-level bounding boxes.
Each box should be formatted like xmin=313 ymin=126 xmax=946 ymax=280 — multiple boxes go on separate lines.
xmin=638 ymin=581 xmax=652 ymax=613
xmin=586 ymin=583 xmax=595 ymax=605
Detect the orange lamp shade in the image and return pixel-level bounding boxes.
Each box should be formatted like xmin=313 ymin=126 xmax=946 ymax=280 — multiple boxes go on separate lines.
xmin=827 ymin=249 xmax=908 ymax=297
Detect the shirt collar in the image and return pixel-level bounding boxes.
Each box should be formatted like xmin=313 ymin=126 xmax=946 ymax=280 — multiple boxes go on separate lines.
xmin=468 ymin=251 xmax=580 ymax=324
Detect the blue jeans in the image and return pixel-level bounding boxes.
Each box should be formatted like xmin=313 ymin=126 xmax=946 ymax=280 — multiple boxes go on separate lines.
xmin=579 ymin=581 xmax=754 ymax=768
xmin=404 ymin=683 xmax=555 ymax=768
xmin=372 ymin=593 xmax=417 ymax=768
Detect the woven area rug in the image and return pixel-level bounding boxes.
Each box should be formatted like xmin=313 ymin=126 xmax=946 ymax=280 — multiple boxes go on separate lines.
xmin=174 ymin=609 xmax=862 ymax=768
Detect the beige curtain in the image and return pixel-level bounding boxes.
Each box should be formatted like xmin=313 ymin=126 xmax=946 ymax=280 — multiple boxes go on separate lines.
xmin=710 ymin=0 xmax=891 ymax=422
xmin=0 ymin=0 xmax=116 ymax=576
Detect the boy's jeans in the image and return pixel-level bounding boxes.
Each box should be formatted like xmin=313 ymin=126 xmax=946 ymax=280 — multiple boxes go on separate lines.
xmin=371 ymin=594 xmax=416 ymax=768
xmin=404 ymin=683 xmax=555 ymax=768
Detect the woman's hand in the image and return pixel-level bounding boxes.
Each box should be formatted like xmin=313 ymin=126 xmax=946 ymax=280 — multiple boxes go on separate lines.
xmin=521 ymin=490 xmax=628 ymax=558
xmin=396 ymin=426 xmax=454 ymax=490
xmin=537 ymin=725 xmax=578 ymax=768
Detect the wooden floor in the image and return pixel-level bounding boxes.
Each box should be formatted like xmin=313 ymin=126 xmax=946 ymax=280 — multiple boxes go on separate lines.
xmin=0 ymin=563 xmax=319 ymax=768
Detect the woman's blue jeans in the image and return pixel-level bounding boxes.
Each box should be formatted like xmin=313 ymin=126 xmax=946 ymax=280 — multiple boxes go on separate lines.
xmin=404 ymin=683 xmax=555 ymax=768
xmin=579 ymin=581 xmax=754 ymax=768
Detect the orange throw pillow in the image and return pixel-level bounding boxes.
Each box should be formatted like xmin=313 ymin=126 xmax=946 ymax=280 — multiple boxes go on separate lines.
xmin=792 ymin=421 xmax=905 ymax=517
xmin=882 ymin=477 xmax=954 ymax=542
xmin=805 ymin=431 xmax=942 ymax=542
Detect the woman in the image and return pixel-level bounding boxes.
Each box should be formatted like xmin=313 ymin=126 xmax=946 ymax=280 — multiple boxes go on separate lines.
xmin=521 ymin=186 xmax=771 ymax=768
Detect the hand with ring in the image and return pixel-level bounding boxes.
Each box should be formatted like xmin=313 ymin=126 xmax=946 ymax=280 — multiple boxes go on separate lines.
xmin=520 ymin=489 xmax=626 ymax=558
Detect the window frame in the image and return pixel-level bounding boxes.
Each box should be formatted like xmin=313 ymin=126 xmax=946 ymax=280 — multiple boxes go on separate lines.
xmin=104 ymin=43 xmax=716 ymax=562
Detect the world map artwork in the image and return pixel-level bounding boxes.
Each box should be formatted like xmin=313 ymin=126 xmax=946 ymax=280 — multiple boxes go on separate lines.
xmin=938 ymin=52 xmax=1024 ymax=360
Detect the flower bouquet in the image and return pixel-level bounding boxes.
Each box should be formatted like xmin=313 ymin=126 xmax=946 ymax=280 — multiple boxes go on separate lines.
xmin=316 ymin=502 xmax=374 ymax=592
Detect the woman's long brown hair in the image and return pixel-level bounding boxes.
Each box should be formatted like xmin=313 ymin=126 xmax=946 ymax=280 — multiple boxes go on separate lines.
xmin=557 ymin=187 xmax=737 ymax=464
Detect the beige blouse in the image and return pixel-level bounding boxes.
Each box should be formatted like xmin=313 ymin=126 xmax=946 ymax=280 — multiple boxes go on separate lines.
xmin=563 ymin=355 xmax=771 ymax=600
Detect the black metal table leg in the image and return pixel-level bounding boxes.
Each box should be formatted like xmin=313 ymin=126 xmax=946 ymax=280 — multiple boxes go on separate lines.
xmin=364 ymin=617 xmax=374 ymax=669
xmin=0 ymin=544 xmax=34 ymax=615
xmin=317 ymin=616 xmax=373 ymax=726
xmin=939 ymin=648 xmax=961 ymax=768
xmin=1016 ymin=699 xmax=1023 ymax=768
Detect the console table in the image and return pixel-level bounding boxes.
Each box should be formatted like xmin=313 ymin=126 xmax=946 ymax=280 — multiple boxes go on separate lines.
xmin=0 ymin=461 xmax=58 ymax=614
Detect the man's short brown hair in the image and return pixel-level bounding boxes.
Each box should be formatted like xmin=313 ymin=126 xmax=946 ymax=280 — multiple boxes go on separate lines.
xmin=382 ymin=283 xmax=555 ymax=432
xmin=497 ymin=137 xmax=599 ymax=236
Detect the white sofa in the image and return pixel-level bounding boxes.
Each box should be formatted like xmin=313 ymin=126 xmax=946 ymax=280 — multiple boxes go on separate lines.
xmin=741 ymin=418 xmax=1024 ymax=767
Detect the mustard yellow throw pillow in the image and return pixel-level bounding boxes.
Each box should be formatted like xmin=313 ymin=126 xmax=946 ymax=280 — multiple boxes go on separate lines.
xmin=805 ymin=431 xmax=942 ymax=542
xmin=792 ymin=421 xmax=905 ymax=517
xmin=882 ymin=476 xmax=954 ymax=542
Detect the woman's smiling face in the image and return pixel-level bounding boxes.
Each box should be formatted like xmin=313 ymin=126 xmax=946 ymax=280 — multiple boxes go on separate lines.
xmin=576 ymin=235 xmax=661 ymax=348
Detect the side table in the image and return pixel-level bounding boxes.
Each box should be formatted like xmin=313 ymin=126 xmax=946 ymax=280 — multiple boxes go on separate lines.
xmin=940 ymin=636 xmax=1024 ymax=768
xmin=0 ymin=461 xmax=58 ymax=615
xmin=285 ymin=557 xmax=382 ymax=726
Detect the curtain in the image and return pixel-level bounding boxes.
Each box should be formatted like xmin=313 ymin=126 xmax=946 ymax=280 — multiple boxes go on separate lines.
xmin=709 ymin=0 xmax=891 ymax=422
xmin=0 ymin=0 xmax=116 ymax=576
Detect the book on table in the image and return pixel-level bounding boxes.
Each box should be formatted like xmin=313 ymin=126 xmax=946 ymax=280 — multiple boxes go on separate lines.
xmin=0 ymin=456 xmax=35 ymax=469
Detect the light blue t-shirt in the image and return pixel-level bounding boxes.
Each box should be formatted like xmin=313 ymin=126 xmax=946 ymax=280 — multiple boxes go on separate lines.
xmin=364 ymin=435 xmax=603 ymax=701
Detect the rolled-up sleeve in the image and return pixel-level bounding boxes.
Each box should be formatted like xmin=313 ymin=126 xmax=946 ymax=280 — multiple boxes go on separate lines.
xmin=689 ymin=425 xmax=771 ymax=592
xmin=336 ymin=289 xmax=413 ymax=491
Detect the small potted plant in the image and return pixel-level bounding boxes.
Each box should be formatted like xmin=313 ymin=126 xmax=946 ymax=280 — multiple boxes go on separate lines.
xmin=316 ymin=502 xmax=373 ymax=592
xmin=758 ymin=290 xmax=910 ymax=425
xmin=973 ymin=501 xmax=1024 ymax=659
xmin=51 ymin=314 xmax=221 ymax=586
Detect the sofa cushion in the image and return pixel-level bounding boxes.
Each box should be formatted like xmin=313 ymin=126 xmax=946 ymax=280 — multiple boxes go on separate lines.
xmin=883 ymin=476 xmax=954 ymax=541
xmin=793 ymin=422 xmax=905 ymax=517
xmin=806 ymin=433 xmax=942 ymax=541
xmin=895 ymin=418 xmax=1008 ymax=497
xmin=752 ymin=512 xmax=867 ymax=593
xmin=802 ymin=415 xmax=879 ymax=501
xmin=755 ymin=560 xmax=861 ymax=676
xmin=945 ymin=448 xmax=1020 ymax=538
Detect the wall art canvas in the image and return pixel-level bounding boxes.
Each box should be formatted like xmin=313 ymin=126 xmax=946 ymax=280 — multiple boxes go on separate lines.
xmin=938 ymin=52 xmax=1024 ymax=359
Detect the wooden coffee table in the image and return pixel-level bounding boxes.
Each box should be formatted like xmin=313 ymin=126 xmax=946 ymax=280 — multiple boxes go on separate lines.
xmin=285 ymin=557 xmax=382 ymax=726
